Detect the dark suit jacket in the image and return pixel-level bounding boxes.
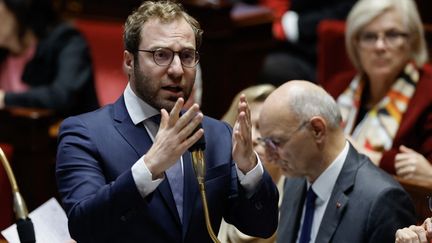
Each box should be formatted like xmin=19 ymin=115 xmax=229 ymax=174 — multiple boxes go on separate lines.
xmin=277 ymin=144 xmax=416 ymax=243
xmin=323 ymin=64 xmax=432 ymax=174
xmin=3 ymin=23 xmax=99 ymax=117
xmin=56 ymin=96 xmax=279 ymax=243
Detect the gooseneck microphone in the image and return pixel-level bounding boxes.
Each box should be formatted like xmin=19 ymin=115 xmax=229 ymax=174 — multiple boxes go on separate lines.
xmin=0 ymin=148 xmax=36 ymax=243
xmin=188 ymin=124 xmax=220 ymax=243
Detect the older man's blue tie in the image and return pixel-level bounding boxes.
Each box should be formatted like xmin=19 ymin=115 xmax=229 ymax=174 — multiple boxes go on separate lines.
xmin=299 ymin=187 xmax=317 ymax=243
xmin=148 ymin=115 xmax=184 ymax=223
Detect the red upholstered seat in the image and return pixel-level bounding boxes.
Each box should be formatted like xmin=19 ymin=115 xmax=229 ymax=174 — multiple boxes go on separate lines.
xmin=316 ymin=20 xmax=354 ymax=86
xmin=74 ymin=19 xmax=128 ymax=106
xmin=0 ymin=144 xmax=14 ymax=236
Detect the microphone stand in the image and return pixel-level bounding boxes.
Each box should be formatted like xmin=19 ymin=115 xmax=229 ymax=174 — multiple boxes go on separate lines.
xmin=191 ymin=150 xmax=220 ymax=243
xmin=189 ymin=127 xmax=220 ymax=243
xmin=0 ymin=147 xmax=35 ymax=243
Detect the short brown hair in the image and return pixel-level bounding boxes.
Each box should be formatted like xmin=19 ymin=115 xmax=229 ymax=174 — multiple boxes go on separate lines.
xmin=124 ymin=1 xmax=203 ymax=53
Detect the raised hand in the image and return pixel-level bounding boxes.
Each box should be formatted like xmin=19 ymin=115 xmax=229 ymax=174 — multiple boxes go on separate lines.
xmin=145 ymin=98 xmax=204 ymax=178
xmin=232 ymin=94 xmax=257 ymax=173
xmin=395 ymin=145 xmax=432 ymax=180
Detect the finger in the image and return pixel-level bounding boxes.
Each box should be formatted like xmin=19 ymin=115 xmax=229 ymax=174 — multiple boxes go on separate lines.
xmin=168 ymin=98 xmax=185 ymax=126
xmin=395 ymin=161 xmax=416 ymax=177
xmin=177 ymin=111 xmax=204 ymax=141
xmin=395 ymin=152 xmax=412 ymax=162
xmin=395 ymin=159 xmax=412 ymax=170
xmin=410 ymin=225 xmax=428 ymax=243
xmin=396 ymin=228 xmax=421 ymax=243
xmin=160 ymin=108 xmax=169 ymax=128
xmin=425 ymin=218 xmax=432 ymax=238
xmin=182 ymin=127 xmax=204 ymax=150
xmin=396 ymin=166 xmax=415 ymax=178
xmin=400 ymin=145 xmax=415 ymax=153
xmin=176 ymin=103 xmax=201 ymax=130
xmin=236 ymin=110 xmax=251 ymax=145
xmin=239 ymin=95 xmax=251 ymax=123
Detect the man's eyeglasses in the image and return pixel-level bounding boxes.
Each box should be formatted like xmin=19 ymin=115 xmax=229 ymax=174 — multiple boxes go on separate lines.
xmin=257 ymin=121 xmax=309 ymax=156
xmin=138 ymin=47 xmax=199 ymax=68
xmin=357 ymin=30 xmax=409 ymax=49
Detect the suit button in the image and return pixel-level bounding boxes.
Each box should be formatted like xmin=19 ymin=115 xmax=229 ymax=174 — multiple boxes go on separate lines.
xmin=255 ymin=202 xmax=263 ymax=210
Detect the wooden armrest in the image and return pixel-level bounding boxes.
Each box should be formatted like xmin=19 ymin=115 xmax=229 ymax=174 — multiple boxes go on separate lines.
xmin=0 ymin=107 xmax=60 ymax=146
xmin=0 ymin=107 xmax=61 ymax=211
xmin=395 ymin=176 xmax=432 ymax=223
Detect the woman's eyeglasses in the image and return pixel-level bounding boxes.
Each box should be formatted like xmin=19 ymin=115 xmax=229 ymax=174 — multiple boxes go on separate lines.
xmin=358 ymin=30 xmax=409 ymax=49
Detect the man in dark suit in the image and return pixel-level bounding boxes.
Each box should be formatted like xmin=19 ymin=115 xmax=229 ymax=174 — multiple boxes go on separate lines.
xmin=258 ymin=80 xmax=416 ymax=243
xmin=55 ymin=1 xmax=278 ymax=242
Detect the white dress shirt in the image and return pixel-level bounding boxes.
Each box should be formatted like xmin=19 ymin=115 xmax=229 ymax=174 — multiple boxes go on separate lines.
xmin=296 ymin=141 xmax=350 ymax=243
xmin=123 ymin=83 xmax=264 ymax=198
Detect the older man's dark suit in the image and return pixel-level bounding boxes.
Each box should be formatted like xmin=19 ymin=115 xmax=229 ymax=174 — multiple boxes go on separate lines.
xmin=56 ymin=96 xmax=278 ymax=243
xmin=277 ymin=144 xmax=416 ymax=243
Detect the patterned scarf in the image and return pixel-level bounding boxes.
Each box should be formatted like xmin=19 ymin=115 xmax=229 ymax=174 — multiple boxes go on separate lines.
xmin=337 ymin=63 xmax=419 ymax=152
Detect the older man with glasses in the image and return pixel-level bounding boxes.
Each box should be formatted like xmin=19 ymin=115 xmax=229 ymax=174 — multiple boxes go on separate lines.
xmin=259 ymin=80 xmax=416 ymax=243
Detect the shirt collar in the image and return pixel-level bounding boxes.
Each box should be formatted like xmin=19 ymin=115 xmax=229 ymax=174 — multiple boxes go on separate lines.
xmin=309 ymin=141 xmax=350 ymax=203
xmin=124 ymin=82 xmax=159 ymax=125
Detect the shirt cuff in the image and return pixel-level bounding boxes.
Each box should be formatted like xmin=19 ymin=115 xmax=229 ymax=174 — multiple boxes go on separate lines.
xmin=281 ymin=11 xmax=299 ymax=43
xmin=236 ymin=151 xmax=264 ymax=193
xmin=131 ymin=155 xmax=163 ymax=198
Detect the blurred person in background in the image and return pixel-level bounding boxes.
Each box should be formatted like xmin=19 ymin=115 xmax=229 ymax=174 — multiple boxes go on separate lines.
xmin=0 ymin=0 xmax=98 ymax=117
xmin=257 ymin=0 xmax=357 ymax=85
xmin=260 ymin=80 xmax=416 ymax=243
xmin=323 ymin=0 xmax=432 ymax=181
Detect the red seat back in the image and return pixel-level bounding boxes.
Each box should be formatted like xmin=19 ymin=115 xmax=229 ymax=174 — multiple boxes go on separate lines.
xmin=74 ymin=19 xmax=127 ymax=106
xmin=317 ymin=20 xmax=355 ymax=86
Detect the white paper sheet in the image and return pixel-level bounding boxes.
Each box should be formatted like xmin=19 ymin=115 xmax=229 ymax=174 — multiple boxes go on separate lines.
xmin=1 ymin=197 xmax=74 ymax=243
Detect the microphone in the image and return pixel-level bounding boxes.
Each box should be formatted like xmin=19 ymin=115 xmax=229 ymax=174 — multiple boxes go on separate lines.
xmin=0 ymin=148 xmax=36 ymax=243
xmin=188 ymin=124 xmax=206 ymax=185
xmin=188 ymin=124 xmax=220 ymax=243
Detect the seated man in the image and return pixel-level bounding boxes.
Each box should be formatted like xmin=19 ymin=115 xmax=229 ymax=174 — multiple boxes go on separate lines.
xmin=259 ymin=80 xmax=416 ymax=243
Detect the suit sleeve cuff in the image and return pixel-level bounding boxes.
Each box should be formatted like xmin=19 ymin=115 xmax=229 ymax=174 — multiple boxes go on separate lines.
xmin=236 ymin=152 xmax=264 ymax=193
xmin=131 ymin=155 xmax=163 ymax=198
xmin=281 ymin=11 xmax=299 ymax=43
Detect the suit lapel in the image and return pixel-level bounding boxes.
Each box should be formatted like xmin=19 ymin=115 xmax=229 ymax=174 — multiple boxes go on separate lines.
xmin=113 ymin=96 xmax=153 ymax=156
xmin=112 ymin=96 xmax=182 ymax=225
xmin=316 ymin=144 xmax=358 ymax=243
xmin=279 ymin=178 xmax=307 ymax=243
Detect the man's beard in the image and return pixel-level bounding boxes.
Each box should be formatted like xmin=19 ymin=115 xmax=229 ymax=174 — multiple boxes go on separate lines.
xmin=132 ymin=59 xmax=192 ymax=111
